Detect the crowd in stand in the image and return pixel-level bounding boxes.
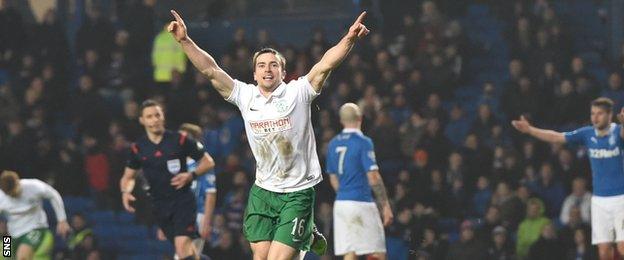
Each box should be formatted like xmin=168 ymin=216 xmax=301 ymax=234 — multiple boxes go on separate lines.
xmin=0 ymin=0 xmax=618 ymax=259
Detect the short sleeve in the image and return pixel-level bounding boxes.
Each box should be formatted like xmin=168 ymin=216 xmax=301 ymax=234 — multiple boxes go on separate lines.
xmin=126 ymin=143 xmax=142 ymax=170
xmin=204 ymin=170 xmax=217 ymax=193
xmin=361 ymin=139 xmax=379 ymax=172
xmin=325 ymin=141 xmax=338 ymax=175
xmin=564 ymin=127 xmax=589 ymax=146
xmin=226 ymin=79 xmax=254 ymax=110
xmin=181 ymin=134 xmax=205 ymax=161
xmin=293 ymin=76 xmax=320 ymax=103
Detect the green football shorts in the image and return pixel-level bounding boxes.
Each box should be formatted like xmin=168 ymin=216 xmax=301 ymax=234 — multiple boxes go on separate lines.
xmin=243 ymin=184 xmax=315 ymax=251
xmin=15 ymin=228 xmax=54 ymax=260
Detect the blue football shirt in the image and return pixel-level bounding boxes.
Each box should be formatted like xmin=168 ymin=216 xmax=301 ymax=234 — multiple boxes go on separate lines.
xmin=188 ymin=158 xmax=217 ymax=213
xmin=565 ymin=123 xmax=624 ymax=196
xmin=326 ymin=129 xmax=379 ymax=202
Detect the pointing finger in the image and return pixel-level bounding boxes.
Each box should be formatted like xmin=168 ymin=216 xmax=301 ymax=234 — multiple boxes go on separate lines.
xmin=171 ymin=10 xmax=183 ymax=23
xmin=354 ymin=11 xmax=367 ymax=25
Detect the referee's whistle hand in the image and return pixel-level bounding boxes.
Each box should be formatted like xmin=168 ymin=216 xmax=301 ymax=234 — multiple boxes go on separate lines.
xmin=122 ymin=193 xmax=136 ymax=213
xmin=171 ymin=172 xmax=193 ymax=189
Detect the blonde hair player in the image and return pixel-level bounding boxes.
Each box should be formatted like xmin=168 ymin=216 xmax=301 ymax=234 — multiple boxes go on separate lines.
xmin=327 ymin=103 xmax=393 ymax=260
xmin=0 ymin=170 xmax=71 ymax=260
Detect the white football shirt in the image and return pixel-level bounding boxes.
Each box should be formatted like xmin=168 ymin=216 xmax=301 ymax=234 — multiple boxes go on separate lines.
xmin=227 ymin=76 xmax=323 ymax=192
xmin=0 ymin=179 xmax=67 ymax=237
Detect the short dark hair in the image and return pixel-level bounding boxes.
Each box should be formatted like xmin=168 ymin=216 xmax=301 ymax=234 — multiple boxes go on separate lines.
xmin=591 ymin=97 xmax=614 ymax=113
xmin=252 ymin=47 xmax=286 ymax=70
xmin=140 ymin=99 xmax=162 ymax=116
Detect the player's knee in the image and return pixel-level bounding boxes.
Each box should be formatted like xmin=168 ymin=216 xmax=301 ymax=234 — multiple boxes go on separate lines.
xmin=267 ymin=241 xmax=298 ymax=260
xmin=250 ymin=241 xmax=271 ymax=260
xmin=174 ymin=236 xmax=195 ymax=258
xmin=16 ymin=244 xmax=34 ymax=260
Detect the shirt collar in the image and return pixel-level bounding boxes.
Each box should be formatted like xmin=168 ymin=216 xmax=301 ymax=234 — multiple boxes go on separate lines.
xmin=342 ymin=128 xmax=362 ymax=134
xmin=254 ymin=81 xmax=287 ymax=99
xmin=594 ymin=123 xmax=616 ymax=137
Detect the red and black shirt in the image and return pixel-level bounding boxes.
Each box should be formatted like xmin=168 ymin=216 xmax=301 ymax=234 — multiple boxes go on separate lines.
xmin=127 ymin=130 xmax=204 ymax=201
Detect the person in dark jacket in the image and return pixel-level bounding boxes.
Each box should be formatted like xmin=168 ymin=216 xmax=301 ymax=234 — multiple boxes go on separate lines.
xmin=446 ymin=220 xmax=487 ymax=260
xmin=528 ymin=222 xmax=565 ymax=260
xmin=487 ymin=226 xmax=515 ymax=260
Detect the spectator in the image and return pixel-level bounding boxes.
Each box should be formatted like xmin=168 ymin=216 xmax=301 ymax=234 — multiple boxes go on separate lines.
xmin=551 ymin=79 xmax=582 ymax=126
xmin=400 ymin=112 xmax=427 ymax=157
xmin=420 ymin=93 xmax=447 ymax=123
xmin=601 ymin=72 xmax=624 ymax=112
xmin=527 ymin=162 xmax=566 ymax=217
xmin=566 ymin=228 xmax=596 ymax=260
xmin=419 ymin=118 xmax=452 ymax=168
xmin=82 ymin=134 xmax=111 ymax=209
xmin=559 ymin=177 xmax=591 ymax=225
xmin=418 ymin=227 xmax=448 ymax=260
xmin=445 ymin=220 xmax=487 ymax=260
xmin=471 ymin=104 xmax=499 ymax=142
xmin=75 ymin=7 xmax=114 ymax=62
xmin=209 ymin=229 xmax=242 ymax=259
xmin=68 ymin=213 xmax=94 ymax=252
xmin=369 ymin=111 xmax=402 ymax=161
xmin=559 ymin=205 xmax=591 ymax=250
xmin=460 ymin=134 xmax=493 ymax=179
xmin=491 ymin=181 xmax=525 ymax=229
xmin=528 ymin=222 xmax=565 ymax=260
xmin=516 ymin=198 xmax=550 ymax=259
xmin=477 ymin=206 xmax=502 ymax=242
xmin=487 ymin=226 xmax=515 ymax=260
xmin=445 ymin=152 xmax=464 ymax=186
xmin=444 ymin=104 xmax=470 ymax=146
xmin=152 ymin=25 xmax=187 ymax=84
xmin=472 ymin=176 xmax=493 ymax=217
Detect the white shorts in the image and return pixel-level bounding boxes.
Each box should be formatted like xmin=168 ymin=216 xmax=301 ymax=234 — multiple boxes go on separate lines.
xmin=591 ymin=194 xmax=624 ymax=244
xmin=333 ymin=200 xmax=386 ymax=256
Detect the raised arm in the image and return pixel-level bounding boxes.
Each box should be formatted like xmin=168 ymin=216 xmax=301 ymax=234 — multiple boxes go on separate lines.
xmin=169 ymin=10 xmax=234 ymax=98
xmin=511 ymin=115 xmax=566 ymax=144
xmin=367 ymin=170 xmax=393 ymax=226
xmin=306 ymin=11 xmax=370 ymax=92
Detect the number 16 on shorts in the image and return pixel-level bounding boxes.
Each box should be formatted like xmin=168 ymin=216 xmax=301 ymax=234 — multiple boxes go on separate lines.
xmin=2 ymin=236 xmax=10 ymax=257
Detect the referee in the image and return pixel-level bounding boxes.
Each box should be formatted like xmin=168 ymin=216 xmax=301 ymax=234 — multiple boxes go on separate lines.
xmin=120 ymin=100 xmax=215 ymax=260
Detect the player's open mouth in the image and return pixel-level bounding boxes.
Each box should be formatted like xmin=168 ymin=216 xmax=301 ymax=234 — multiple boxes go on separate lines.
xmin=263 ymin=75 xmax=274 ymax=80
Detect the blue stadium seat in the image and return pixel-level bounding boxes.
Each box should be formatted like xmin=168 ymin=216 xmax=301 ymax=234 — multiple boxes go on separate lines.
xmin=98 ymin=238 xmax=118 ymax=252
xmin=118 ymin=240 xmax=150 ymax=254
xmin=117 ymin=212 xmax=136 ymax=224
xmin=117 ymin=225 xmax=149 ymax=239
xmin=386 ymin=237 xmax=409 ymax=260
xmin=148 ymin=240 xmax=175 ymax=254
xmin=89 ymin=210 xmax=116 ymax=225
xmin=93 ymin=225 xmax=118 ymax=239
xmin=63 ymin=196 xmax=95 ymax=215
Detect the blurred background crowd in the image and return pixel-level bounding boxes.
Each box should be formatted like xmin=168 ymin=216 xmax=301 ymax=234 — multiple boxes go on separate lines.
xmin=0 ymin=0 xmax=619 ymax=259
